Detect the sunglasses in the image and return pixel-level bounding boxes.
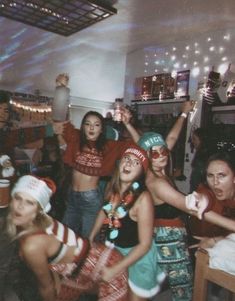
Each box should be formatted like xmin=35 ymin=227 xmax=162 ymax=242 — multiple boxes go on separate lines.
xmin=150 ymin=147 xmax=169 ymax=159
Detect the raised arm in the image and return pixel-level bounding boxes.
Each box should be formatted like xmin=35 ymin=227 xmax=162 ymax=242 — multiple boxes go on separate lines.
xmin=121 ymin=107 xmax=141 ymax=143
xmin=166 ymin=100 xmax=195 ymax=150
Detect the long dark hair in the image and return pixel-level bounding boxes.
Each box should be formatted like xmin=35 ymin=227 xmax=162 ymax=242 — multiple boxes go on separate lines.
xmin=80 ymin=111 xmax=106 ymax=152
xmin=205 ymin=151 xmax=235 ymax=175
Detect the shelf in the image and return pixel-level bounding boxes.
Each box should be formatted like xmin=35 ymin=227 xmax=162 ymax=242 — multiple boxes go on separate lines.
xmin=211 ymin=105 xmax=235 ymax=112
xmin=131 ymin=96 xmax=189 ymax=105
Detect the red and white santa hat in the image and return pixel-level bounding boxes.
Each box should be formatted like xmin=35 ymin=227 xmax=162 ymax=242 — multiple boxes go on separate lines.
xmin=122 ymin=144 xmax=149 ymax=172
xmin=11 ymin=175 xmax=56 ymax=213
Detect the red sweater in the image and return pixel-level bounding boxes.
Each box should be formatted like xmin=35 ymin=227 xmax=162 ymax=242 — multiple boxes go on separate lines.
xmin=62 ymin=122 xmax=131 ymax=177
xmin=188 ymin=183 xmax=235 ymax=237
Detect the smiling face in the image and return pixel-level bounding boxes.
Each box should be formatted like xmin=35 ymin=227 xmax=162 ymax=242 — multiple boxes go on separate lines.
xmin=11 ymin=192 xmax=39 ymax=228
xmin=119 ymin=153 xmax=143 ymax=184
xmin=83 ymin=114 xmax=103 ymax=141
xmin=206 ymin=160 xmax=235 ymax=201
xmin=150 ymin=145 xmax=169 ymax=174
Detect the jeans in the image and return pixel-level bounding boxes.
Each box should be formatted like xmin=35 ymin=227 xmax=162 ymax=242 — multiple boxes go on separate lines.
xmin=62 ymin=188 xmax=102 ymax=238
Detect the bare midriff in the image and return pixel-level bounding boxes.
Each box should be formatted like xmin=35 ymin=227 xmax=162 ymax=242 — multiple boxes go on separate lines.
xmin=72 ymin=169 xmax=100 ymax=191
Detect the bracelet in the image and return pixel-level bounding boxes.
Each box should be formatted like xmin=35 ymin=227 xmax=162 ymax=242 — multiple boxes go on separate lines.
xmin=180 ymin=112 xmax=188 ymax=119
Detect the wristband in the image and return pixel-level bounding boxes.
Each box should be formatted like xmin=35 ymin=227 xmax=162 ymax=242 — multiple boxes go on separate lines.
xmin=180 ymin=112 xmax=188 ymax=119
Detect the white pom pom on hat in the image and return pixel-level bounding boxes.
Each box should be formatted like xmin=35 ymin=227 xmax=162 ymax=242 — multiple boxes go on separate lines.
xmin=0 ymin=155 xmax=11 ymax=166
xmin=11 ymin=175 xmax=56 ymax=213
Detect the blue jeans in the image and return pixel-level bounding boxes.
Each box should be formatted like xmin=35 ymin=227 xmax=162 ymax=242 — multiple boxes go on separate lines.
xmin=62 ymin=188 xmax=102 ymax=238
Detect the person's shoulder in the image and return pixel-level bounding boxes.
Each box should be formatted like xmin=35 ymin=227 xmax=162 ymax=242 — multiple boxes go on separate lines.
xmin=138 ymin=190 xmax=153 ymax=205
xmin=20 ymin=232 xmax=48 ymax=255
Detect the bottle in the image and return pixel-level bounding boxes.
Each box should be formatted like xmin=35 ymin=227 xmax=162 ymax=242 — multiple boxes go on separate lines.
xmin=113 ymin=98 xmax=123 ymax=122
xmin=52 ymin=73 xmax=70 ymax=121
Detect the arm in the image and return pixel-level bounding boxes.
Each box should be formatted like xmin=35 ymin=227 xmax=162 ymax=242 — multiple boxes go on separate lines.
xmin=101 ymin=191 xmax=154 ymax=281
xmin=165 ymin=100 xmax=195 ymax=150
xmin=89 ymin=210 xmax=106 ymax=244
xmin=203 ymin=210 xmax=235 ymax=233
xmin=146 ymin=170 xmax=207 ymax=219
xmin=21 ymin=237 xmax=57 ymax=301
xmin=189 ymin=235 xmax=225 ymax=249
xmin=147 ymin=170 xmax=189 ymax=212
xmin=121 ymin=107 xmax=141 ymax=143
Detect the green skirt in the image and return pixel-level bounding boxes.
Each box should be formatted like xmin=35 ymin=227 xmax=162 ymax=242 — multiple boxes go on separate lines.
xmin=116 ymin=241 xmax=166 ymax=298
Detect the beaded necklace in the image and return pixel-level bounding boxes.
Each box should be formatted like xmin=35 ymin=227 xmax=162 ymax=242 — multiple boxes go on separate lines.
xmin=103 ymin=181 xmax=140 ymax=241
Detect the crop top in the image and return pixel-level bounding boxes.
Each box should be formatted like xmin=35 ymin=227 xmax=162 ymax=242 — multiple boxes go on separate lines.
xmin=62 ymin=122 xmax=130 ymax=176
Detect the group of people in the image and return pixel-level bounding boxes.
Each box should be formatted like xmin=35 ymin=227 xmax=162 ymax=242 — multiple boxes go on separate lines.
xmin=0 ymin=91 xmax=235 ymax=301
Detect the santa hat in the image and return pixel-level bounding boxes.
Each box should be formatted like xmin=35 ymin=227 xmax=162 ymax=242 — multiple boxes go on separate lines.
xmin=11 ymin=175 xmax=56 ymax=213
xmin=122 ymin=144 xmax=149 ymax=172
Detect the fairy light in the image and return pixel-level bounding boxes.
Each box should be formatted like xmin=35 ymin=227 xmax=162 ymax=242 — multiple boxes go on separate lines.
xmin=219 ymin=47 xmax=225 ymax=53
xmin=10 ymin=99 xmax=52 ymax=113
xmin=142 ymin=29 xmax=233 ymax=85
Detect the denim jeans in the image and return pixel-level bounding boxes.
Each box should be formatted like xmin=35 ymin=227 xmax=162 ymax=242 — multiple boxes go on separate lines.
xmin=62 ymin=188 xmax=102 ymax=238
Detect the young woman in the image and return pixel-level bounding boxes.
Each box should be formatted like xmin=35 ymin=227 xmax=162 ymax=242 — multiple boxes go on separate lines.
xmin=188 ymin=150 xmax=235 ymax=248
xmin=6 ymin=175 xmax=129 ymax=301
xmin=53 ymin=110 xmax=138 ymax=238
xmin=138 ymin=134 xmax=235 ymax=301
xmin=89 ymin=145 xmax=166 ymax=301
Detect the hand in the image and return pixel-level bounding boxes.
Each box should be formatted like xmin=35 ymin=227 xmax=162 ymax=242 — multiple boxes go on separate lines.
xmin=189 ymin=236 xmax=216 ymax=249
xmin=52 ymin=121 xmax=68 ymax=135
xmin=181 ymin=100 xmax=196 ymax=114
xmin=101 ymin=266 xmax=119 ymax=282
xmin=121 ymin=106 xmax=132 ymax=125
xmin=185 ymin=192 xmax=209 ymax=220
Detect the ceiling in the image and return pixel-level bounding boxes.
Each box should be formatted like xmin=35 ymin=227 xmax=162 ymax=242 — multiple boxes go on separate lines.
xmin=0 ymin=0 xmax=117 ymax=36
xmin=1 ymin=0 xmax=235 ymax=92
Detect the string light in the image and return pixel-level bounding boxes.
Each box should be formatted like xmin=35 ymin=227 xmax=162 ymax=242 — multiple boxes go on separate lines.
xmin=10 ymin=99 xmax=52 ymax=113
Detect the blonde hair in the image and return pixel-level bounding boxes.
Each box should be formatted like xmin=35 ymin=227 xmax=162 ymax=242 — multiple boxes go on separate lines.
xmin=6 ymin=201 xmax=52 ymax=239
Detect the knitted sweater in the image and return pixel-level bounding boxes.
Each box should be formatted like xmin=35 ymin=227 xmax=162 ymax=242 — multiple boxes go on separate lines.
xmin=62 ymin=122 xmax=130 ymax=176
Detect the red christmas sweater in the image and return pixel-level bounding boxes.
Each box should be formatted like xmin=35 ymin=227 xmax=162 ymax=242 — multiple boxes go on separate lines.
xmin=62 ymin=122 xmax=131 ymax=177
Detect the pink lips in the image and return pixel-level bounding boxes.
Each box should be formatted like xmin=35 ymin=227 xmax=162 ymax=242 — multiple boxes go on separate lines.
xmin=213 ymin=188 xmax=223 ymax=197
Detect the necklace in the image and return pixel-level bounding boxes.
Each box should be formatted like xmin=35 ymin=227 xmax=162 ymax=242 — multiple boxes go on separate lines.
xmin=103 ymin=181 xmax=139 ymax=240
